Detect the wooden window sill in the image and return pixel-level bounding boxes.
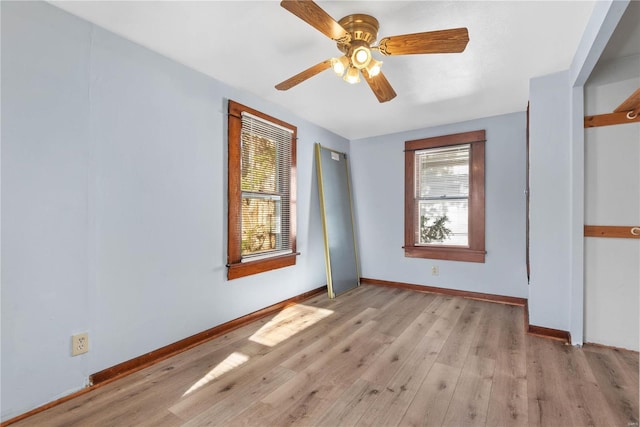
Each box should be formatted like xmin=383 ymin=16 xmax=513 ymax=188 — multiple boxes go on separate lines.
xmin=404 ymin=246 xmax=486 ymax=263
xmin=227 ymin=253 xmax=299 ymax=280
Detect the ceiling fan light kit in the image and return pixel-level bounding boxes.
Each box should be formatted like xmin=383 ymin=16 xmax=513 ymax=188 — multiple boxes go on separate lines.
xmin=277 ymin=0 xmax=469 ymax=103
xmin=344 ymin=66 xmax=361 ymax=84
xmin=331 ymin=55 xmax=349 ymax=76
xmin=365 ymin=58 xmax=383 ymax=77
xmin=350 ymin=44 xmax=372 ymax=69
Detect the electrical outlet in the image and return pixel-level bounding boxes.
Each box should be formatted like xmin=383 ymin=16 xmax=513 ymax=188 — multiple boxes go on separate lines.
xmin=431 ymin=265 xmax=439 ymax=276
xmin=72 ymin=333 xmax=89 ymax=356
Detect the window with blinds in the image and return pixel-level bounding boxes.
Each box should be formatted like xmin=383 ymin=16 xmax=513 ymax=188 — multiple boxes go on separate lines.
xmin=415 ymin=144 xmax=470 ymax=246
xmin=227 ymin=100 xmax=297 ymax=280
xmin=404 ymin=129 xmax=486 ymax=263
xmin=240 ymin=113 xmax=292 ymax=260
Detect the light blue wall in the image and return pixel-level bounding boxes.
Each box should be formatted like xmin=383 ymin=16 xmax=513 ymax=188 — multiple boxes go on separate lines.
xmin=1 ymin=1 xmax=347 ymax=420
xmin=566 ymin=0 xmax=628 ymax=346
xmin=1 ymin=0 xmax=631 ymax=420
xmin=528 ymin=70 xmax=573 ymax=331
xmin=350 ymin=112 xmax=529 ymax=299
xmin=527 ymin=0 xmax=629 ymax=341
xmin=2 ymin=1 xmax=93 ymax=415
xmin=583 ymin=54 xmax=640 ymax=351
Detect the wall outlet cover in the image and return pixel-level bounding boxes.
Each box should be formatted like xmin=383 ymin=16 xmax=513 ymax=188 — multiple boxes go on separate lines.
xmin=72 ymin=333 xmax=89 ymax=356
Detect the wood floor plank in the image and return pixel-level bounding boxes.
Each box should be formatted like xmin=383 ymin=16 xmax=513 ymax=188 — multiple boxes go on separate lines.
xmin=137 ymin=314 xmax=273 ymax=382
xmin=355 ymin=297 xmax=468 ymax=426
xmin=612 ymin=347 xmax=640 ymax=376
xmin=569 ymin=348 xmax=629 ymax=427
xmin=227 ymin=320 xmax=392 ymax=426
xmin=179 ymin=366 xmax=296 ymax=426
xmin=583 ymin=347 xmax=639 ymax=425
xmin=264 ymin=321 xmax=394 ymax=426
xmin=27 ymin=354 xmax=223 ymax=427
xmin=81 ymin=342 xmax=266 ymax=427
xmin=551 ymin=342 xmax=623 ymax=426
xmin=467 ymin=299 xmax=505 ymax=360
xmin=124 ymin=341 xmax=264 ymax=421
xmin=243 ymin=303 xmax=328 ymax=346
xmin=222 ymin=401 xmax=275 ymax=427
xmin=441 ymin=355 xmax=495 ymax=426
xmin=359 ymin=309 xmax=438 ymax=385
xmin=279 ymin=307 xmax=380 ymax=372
xmin=136 ymin=410 xmax=183 ymax=427
xmin=315 ymin=379 xmax=383 ymax=427
xmin=486 ymin=304 xmax=528 ymax=426
xmin=435 ymin=299 xmax=484 ymax=368
xmin=371 ymin=291 xmax=437 ymax=337
xmin=496 ymin=304 xmax=527 ymax=378
xmin=170 ymin=306 xmax=378 ymax=419
xmin=369 ymin=287 xmax=408 ymax=310
xmin=58 ymin=309 xmax=279 ymax=425
xmin=527 ymin=336 xmax=574 ymax=427
xmin=423 ymin=296 xmax=469 ymax=340
xmin=487 ymin=375 xmax=528 ymax=426
xmin=526 ymin=336 xmax=616 ymax=427
xmin=585 ymin=344 xmax=640 ymax=398
xmin=11 ymin=285 xmax=639 ymax=427
xmin=398 ymin=362 xmax=460 ymax=426
xmin=10 ymin=370 xmax=149 ymax=426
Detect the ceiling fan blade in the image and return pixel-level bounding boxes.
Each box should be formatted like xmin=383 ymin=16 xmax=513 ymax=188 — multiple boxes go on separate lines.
xmin=362 ymin=70 xmax=397 ymax=103
xmin=377 ymin=28 xmax=469 ymax=55
xmin=275 ymin=59 xmax=333 ymax=91
xmin=280 ymin=0 xmax=350 ymax=42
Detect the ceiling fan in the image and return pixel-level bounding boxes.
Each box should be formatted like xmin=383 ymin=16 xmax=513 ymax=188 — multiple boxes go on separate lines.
xmin=275 ymin=0 xmax=470 ymax=103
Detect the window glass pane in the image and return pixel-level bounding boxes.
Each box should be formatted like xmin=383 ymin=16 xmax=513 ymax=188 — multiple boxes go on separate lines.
xmin=238 ymin=113 xmax=292 ymax=260
xmin=241 ymin=194 xmax=283 ymax=256
xmin=418 ymin=199 xmax=468 ymax=246
xmin=241 ymin=134 xmax=277 ymax=193
xmin=416 ymin=145 xmax=469 ymax=198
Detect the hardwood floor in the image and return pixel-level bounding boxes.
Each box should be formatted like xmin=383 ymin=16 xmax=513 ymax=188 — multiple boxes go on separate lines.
xmin=13 ymin=284 xmax=639 ymax=426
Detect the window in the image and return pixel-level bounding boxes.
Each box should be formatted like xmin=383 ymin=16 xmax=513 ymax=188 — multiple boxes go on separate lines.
xmin=404 ymin=130 xmax=486 ymax=263
xmin=227 ymin=100 xmax=297 ymax=279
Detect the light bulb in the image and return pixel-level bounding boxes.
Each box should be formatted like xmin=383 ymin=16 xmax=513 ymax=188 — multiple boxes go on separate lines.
xmin=343 ymin=66 xmax=360 ymax=84
xmin=351 ymin=46 xmax=371 ymax=69
xmin=365 ymin=59 xmax=382 ymax=77
xmin=331 ymin=56 xmax=349 ymax=76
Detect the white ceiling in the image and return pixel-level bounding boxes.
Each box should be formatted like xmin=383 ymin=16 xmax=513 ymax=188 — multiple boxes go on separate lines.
xmin=49 ymin=1 xmax=606 ymax=140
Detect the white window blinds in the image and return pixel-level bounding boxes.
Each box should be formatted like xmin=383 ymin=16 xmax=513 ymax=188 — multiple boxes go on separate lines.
xmin=239 ymin=112 xmax=293 ymax=259
xmin=415 ymin=144 xmax=470 ymax=246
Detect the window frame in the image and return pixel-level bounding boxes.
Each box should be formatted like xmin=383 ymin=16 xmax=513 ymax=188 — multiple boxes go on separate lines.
xmin=404 ymin=130 xmax=486 ymax=263
xmin=227 ymin=100 xmax=297 ymax=280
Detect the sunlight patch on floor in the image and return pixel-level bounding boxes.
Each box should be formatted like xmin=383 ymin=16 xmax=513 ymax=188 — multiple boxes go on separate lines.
xmin=249 ymin=303 xmax=334 ymax=347
xmin=182 ymin=351 xmax=249 ymax=397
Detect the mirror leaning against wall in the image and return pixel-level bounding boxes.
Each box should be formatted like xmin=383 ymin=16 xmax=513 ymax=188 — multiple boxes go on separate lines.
xmin=315 ymin=143 xmax=360 ymax=298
